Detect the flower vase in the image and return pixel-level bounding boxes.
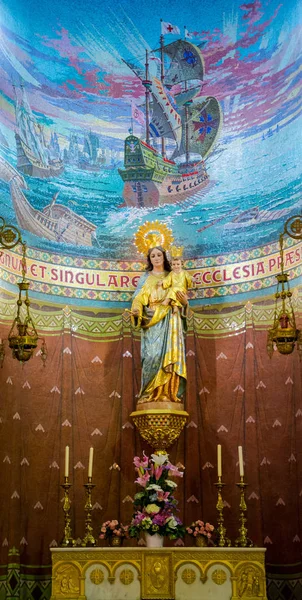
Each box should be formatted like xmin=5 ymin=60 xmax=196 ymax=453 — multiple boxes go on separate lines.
xmin=195 ymin=535 xmax=208 ymax=547
xmin=109 ymin=536 xmax=122 ymax=547
xmin=144 ymin=533 xmax=164 ymax=548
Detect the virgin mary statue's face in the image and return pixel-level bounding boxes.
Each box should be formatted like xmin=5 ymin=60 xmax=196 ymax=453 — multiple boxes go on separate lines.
xmin=149 ymin=248 xmax=164 ymax=268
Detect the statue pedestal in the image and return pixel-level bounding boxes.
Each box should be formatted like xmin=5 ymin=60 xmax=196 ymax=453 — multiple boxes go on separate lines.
xmin=130 ymin=407 xmax=189 ymax=452
xmin=51 ymin=546 xmax=267 ymax=600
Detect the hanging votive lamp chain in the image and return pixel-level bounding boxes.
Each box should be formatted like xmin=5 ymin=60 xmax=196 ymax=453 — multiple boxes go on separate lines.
xmin=6 ymin=242 xmax=46 ymax=364
xmin=267 ymin=215 xmax=302 ymax=358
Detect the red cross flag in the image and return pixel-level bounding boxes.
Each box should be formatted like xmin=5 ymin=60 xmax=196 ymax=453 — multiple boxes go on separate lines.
xmin=161 ymin=21 xmax=180 ymax=35
xmin=131 ymin=103 xmax=145 ymax=126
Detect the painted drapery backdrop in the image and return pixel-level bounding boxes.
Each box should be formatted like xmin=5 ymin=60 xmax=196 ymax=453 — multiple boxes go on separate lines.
xmin=0 ymin=0 xmax=301 ymax=272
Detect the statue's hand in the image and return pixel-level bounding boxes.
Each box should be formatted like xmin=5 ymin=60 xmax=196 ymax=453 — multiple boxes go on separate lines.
xmin=176 ymin=291 xmax=188 ymax=306
xmin=132 ymin=308 xmax=140 ymax=316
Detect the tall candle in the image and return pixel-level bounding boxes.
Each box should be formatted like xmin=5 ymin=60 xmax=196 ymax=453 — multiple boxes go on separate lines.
xmin=238 ymin=446 xmax=244 ymax=477
xmin=217 ymin=444 xmax=222 ymax=477
xmin=64 ymin=446 xmax=69 ymax=478
xmin=88 ymin=447 xmax=94 ymax=478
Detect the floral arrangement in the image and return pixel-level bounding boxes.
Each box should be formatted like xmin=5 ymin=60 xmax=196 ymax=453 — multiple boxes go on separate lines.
xmin=99 ymin=520 xmax=128 ymax=541
xmin=186 ymin=519 xmax=215 ymax=540
xmin=128 ymin=452 xmax=185 ymax=539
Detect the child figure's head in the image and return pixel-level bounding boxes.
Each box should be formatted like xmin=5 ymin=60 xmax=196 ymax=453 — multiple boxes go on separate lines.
xmin=171 ymin=258 xmax=183 ymax=273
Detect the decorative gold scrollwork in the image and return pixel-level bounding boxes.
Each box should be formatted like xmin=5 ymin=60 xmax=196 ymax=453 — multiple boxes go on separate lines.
xmin=0 ymin=218 xmax=22 ymax=249
xmin=90 ymin=568 xmax=104 ymax=585
xmin=181 ymin=568 xmax=196 ymax=584
xmin=212 ymin=569 xmax=227 ymax=585
xmin=119 ymin=569 xmax=134 ymax=585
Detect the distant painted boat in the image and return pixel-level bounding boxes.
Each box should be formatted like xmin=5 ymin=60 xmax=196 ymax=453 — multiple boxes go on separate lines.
xmin=14 ymin=86 xmax=64 ymax=179
xmin=78 ymin=132 xmax=102 ymax=172
xmin=262 ymin=125 xmax=280 ymax=140
xmin=232 ymin=207 xmax=259 ymax=223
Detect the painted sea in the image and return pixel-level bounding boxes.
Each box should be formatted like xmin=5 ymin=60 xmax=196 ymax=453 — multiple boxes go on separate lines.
xmin=0 ymin=114 xmax=301 ymax=260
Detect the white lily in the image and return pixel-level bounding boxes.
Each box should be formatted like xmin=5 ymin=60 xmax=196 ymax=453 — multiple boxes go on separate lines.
xmin=151 ymin=453 xmax=168 ymax=466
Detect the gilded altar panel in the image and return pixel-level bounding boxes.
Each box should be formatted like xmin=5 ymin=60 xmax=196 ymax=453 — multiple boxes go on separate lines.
xmin=51 ymin=547 xmax=267 ymax=600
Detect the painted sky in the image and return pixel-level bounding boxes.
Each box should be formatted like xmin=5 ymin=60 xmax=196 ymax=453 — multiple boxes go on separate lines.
xmin=0 ymin=0 xmax=301 ymax=151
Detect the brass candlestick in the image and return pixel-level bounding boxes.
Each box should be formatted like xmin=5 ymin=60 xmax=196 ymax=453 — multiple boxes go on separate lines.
xmin=214 ymin=477 xmax=231 ymax=547
xmin=81 ymin=478 xmax=96 ymax=547
xmin=60 ymin=478 xmax=76 ymax=547
xmin=235 ymin=477 xmax=253 ymax=547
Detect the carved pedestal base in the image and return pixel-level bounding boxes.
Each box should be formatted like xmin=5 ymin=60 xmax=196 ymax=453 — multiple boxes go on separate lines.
xmin=130 ymin=408 xmax=189 ymax=452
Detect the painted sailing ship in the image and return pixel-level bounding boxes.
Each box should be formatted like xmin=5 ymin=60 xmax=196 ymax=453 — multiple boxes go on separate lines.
xmin=10 ymin=180 xmax=97 ymax=246
xmin=119 ymin=37 xmax=222 ymax=207
xmin=63 ymin=134 xmax=80 ymax=166
xmin=78 ymin=131 xmax=102 ymax=172
xmin=14 ymin=86 xmax=64 ymax=179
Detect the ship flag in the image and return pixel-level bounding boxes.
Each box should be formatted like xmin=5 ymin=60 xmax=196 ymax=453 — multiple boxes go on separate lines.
xmin=131 ymin=103 xmax=145 ymax=126
xmin=161 ymin=21 xmax=180 ymax=35
xmin=184 ymin=28 xmax=194 ymax=40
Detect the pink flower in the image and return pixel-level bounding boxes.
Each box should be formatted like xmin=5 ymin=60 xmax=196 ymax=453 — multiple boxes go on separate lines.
xmin=193 ymin=531 xmax=197 ymax=536
xmin=133 ymin=452 xmax=149 ymax=469
xmin=187 ymin=528 xmax=193 ymax=534
xmin=157 ymin=490 xmax=170 ymax=502
xmin=167 ymin=463 xmax=183 ymax=477
xmin=99 ymin=534 xmax=105 ymax=539
xmin=154 ymin=466 xmax=163 ymax=480
xmin=135 ymin=473 xmax=150 ymax=487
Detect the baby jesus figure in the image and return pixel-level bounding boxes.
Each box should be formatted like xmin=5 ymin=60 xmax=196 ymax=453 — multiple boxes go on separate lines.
xmin=157 ymin=257 xmax=193 ymax=314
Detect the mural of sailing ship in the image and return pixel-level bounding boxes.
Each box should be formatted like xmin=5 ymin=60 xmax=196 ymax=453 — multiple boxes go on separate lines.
xmin=119 ymin=36 xmax=222 ymax=207
xmin=63 ymin=134 xmax=80 ymax=166
xmin=78 ymin=131 xmax=102 ymax=172
xmin=14 ymin=86 xmax=64 ymax=179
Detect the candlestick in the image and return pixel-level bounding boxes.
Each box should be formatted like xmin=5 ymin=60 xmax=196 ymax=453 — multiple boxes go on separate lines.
xmin=88 ymin=447 xmax=94 ymax=478
xmin=60 ymin=477 xmax=76 ymax=547
xmin=217 ymin=444 xmax=222 ymax=477
xmin=235 ymin=475 xmax=253 ymax=547
xmin=64 ymin=446 xmax=69 ymax=478
xmin=81 ymin=479 xmax=96 ymax=547
xmin=238 ymin=446 xmax=244 ymax=477
xmin=214 ymin=477 xmax=231 ymax=547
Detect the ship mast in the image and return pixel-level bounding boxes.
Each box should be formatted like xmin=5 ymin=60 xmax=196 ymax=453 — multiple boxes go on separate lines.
xmin=142 ymin=49 xmax=151 ymax=145
xmin=184 ymin=27 xmax=190 ymax=165
xmin=160 ymin=21 xmax=166 ymax=158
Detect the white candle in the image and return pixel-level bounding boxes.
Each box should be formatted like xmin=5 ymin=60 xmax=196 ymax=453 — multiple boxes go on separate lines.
xmin=64 ymin=446 xmax=69 ymax=478
xmin=217 ymin=444 xmax=222 ymax=477
xmin=238 ymin=446 xmax=244 ymax=477
xmin=88 ymin=447 xmax=94 ymax=478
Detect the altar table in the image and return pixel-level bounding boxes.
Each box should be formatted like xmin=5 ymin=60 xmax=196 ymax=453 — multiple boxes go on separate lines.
xmin=51 ymin=546 xmax=267 ymax=600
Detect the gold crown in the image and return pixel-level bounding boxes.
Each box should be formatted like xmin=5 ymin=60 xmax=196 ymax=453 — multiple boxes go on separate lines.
xmin=170 ymin=245 xmax=184 ymax=259
xmin=134 ymin=221 xmax=174 ymax=254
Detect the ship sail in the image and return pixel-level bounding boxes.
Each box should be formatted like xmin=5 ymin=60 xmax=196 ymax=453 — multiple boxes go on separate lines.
xmin=83 ymin=132 xmax=100 ymax=163
xmin=162 ymin=40 xmax=205 ymax=87
xmin=174 ymin=86 xmax=200 ymax=107
xmin=172 ymin=96 xmax=222 ymax=160
xmin=16 ymin=87 xmax=50 ymax=166
xmin=149 ymin=77 xmax=182 ymax=147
